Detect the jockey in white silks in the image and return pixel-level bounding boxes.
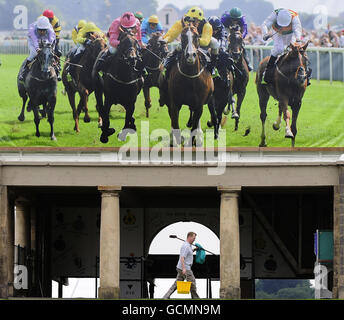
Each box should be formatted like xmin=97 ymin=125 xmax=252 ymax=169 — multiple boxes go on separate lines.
xmin=261 ymin=8 xmax=304 ymax=84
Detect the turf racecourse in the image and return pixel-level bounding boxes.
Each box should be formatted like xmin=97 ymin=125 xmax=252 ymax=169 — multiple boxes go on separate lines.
xmin=0 ymin=54 xmax=344 ymax=147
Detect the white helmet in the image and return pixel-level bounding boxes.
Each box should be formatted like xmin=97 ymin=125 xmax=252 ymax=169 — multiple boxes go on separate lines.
xmin=277 ymin=9 xmax=292 ymax=27
xmin=37 ymin=16 xmax=50 ymax=29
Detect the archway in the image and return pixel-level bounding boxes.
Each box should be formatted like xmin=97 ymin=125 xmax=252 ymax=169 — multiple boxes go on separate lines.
xmin=148 ymin=221 xmax=220 ymax=299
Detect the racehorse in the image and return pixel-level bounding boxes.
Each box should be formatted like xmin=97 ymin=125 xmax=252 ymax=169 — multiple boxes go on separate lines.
xmin=141 ymin=32 xmax=169 ymax=118
xmin=227 ymin=24 xmax=249 ymax=131
xmin=62 ymin=32 xmax=107 ymax=132
xmin=167 ymin=25 xmax=214 ymax=146
xmin=93 ymin=30 xmax=143 ymax=143
xmin=206 ymin=49 xmax=234 ymax=140
xmin=256 ymin=41 xmax=310 ymax=147
xmin=17 ymin=41 xmax=58 ymax=140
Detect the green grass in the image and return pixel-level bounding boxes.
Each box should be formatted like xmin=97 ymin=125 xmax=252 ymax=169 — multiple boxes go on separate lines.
xmin=1 ymin=54 xmax=344 ymax=147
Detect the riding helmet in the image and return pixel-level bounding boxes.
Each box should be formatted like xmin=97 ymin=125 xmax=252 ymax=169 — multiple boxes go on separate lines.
xmin=186 ymin=6 xmax=205 ymax=21
xmin=230 ymin=7 xmax=243 ymax=19
xmin=277 ymin=9 xmax=292 ymax=27
xmin=37 ymin=16 xmax=51 ymax=30
xmin=43 ymin=9 xmax=54 ymax=19
xmin=120 ymin=12 xmax=137 ymax=29
xmin=148 ymin=15 xmax=159 ymax=24
xmin=208 ymin=16 xmax=222 ymax=31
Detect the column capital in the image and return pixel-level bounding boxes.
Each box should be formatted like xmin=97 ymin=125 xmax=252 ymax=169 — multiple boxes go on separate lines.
xmin=218 ymin=186 xmax=241 ymax=197
xmin=98 ymin=186 xmax=122 ymax=197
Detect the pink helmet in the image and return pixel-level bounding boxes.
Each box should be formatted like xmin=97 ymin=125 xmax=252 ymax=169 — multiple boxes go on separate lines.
xmin=120 ymin=12 xmax=137 ymax=29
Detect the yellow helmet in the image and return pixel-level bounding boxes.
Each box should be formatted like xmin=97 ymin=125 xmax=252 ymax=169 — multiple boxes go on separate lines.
xmin=186 ymin=6 xmax=204 ymax=21
xmin=83 ymin=22 xmax=100 ymax=34
xmin=148 ymin=15 xmax=159 ymax=24
xmin=78 ymin=20 xmax=87 ymax=29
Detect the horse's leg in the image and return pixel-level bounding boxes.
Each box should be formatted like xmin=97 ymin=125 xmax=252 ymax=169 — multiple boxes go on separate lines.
xmin=47 ymin=96 xmax=57 ymax=141
xmin=143 ymin=85 xmax=151 ymax=118
xmin=190 ymin=106 xmax=204 ymax=147
xmin=95 ymin=90 xmax=104 ymax=128
xmin=83 ymin=90 xmax=91 ymax=123
xmin=118 ymin=102 xmax=135 ymax=142
xmin=273 ymin=105 xmax=283 ymax=131
xmin=18 ymin=94 xmax=28 ymax=122
xmin=168 ymin=103 xmax=181 ymax=146
xmin=39 ymin=102 xmax=47 ymax=119
xmin=281 ymin=98 xmax=293 ymax=139
xmin=32 ymin=103 xmax=41 ymax=138
xmin=234 ymin=89 xmax=246 ymax=131
xmin=258 ymin=85 xmax=270 ymax=147
xmin=290 ymin=101 xmax=301 ymax=147
xmin=207 ymin=96 xmax=219 ymax=139
xmin=66 ymin=87 xmax=79 ymax=132
xmin=186 ymin=107 xmax=193 ymax=128
xmin=100 ymin=96 xmax=115 ymax=144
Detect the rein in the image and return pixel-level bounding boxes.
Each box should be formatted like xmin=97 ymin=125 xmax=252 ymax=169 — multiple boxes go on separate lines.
xmin=177 ymin=61 xmax=205 ymax=78
xmin=105 ymin=72 xmax=143 ymax=85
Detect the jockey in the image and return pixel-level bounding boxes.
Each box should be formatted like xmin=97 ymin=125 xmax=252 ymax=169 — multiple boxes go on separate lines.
xmin=72 ymin=20 xmax=87 ymax=44
xmin=68 ymin=22 xmax=105 ymax=77
xmin=95 ymin=12 xmax=145 ymax=75
xmin=221 ymin=8 xmax=252 ymax=70
xmin=141 ymin=15 xmax=163 ymax=45
xmin=42 ymin=9 xmax=62 ymax=79
xmin=261 ymin=8 xmax=310 ymax=84
xmin=135 ymin=12 xmax=144 ymax=25
xmin=163 ymin=6 xmax=213 ymax=77
xmin=19 ymin=16 xmax=56 ymax=81
xmin=207 ymin=16 xmax=234 ymax=80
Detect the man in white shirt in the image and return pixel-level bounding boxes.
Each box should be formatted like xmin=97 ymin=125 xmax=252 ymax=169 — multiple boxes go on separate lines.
xmin=163 ymin=232 xmax=200 ymax=299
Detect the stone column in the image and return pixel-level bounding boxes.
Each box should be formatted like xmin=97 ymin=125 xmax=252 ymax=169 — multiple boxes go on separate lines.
xmin=98 ymin=186 xmax=121 ymax=299
xmin=333 ymin=166 xmax=344 ymax=299
xmin=15 ymin=197 xmax=31 ymax=249
xmin=218 ymin=186 xmax=241 ymax=299
xmin=0 ymin=186 xmax=14 ymax=298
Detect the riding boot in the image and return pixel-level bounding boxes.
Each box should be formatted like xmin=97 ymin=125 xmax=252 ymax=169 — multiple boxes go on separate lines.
xmin=264 ymin=55 xmax=277 ymax=84
xmin=208 ymin=54 xmax=219 ymax=76
xmin=96 ymin=50 xmax=112 ymax=75
xmin=69 ymin=51 xmax=83 ymax=78
xmin=164 ymin=49 xmax=179 ymax=80
xmin=55 ymin=59 xmax=62 ymax=81
xmin=19 ymin=60 xmax=30 ymax=82
xmin=243 ymin=48 xmax=253 ymax=71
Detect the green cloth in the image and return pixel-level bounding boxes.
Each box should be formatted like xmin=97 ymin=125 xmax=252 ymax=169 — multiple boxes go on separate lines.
xmin=195 ymin=243 xmax=206 ymax=264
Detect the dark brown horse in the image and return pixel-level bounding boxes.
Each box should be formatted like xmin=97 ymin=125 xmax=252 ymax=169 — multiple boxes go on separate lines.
xmin=207 ymin=50 xmax=234 ymax=140
xmin=93 ymin=31 xmax=143 ymax=143
xmin=227 ymin=24 xmax=249 ymax=131
xmin=141 ymin=32 xmax=169 ymax=118
xmin=167 ymin=25 xmax=214 ymax=146
xmin=256 ymin=41 xmax=310 ymax=147
xmin=17 ymin=42 xmax=57 ymax=140
xmin=62 ymin=32 xmax=107 ymax=132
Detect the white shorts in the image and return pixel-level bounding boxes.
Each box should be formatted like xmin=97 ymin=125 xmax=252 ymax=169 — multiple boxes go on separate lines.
xmin=271 ymin=33 xmax=295 ymax=57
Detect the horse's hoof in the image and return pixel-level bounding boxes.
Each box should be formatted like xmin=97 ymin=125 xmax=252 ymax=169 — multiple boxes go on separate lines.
xmin=231 ymin=112 xmax=239 ymax=120
xmin=98 ymin=122 xmax=102 ymax=128
xmin=273 ymin=123 xmax=280 ymax=131
xmin=36 ymin=132 xmax=40 ymax=138
xmin=51 ymin=135 xmax=57 ymax=141
xmin=259 ymin=143 xmax=267 ymax=148
xmin=84 ymin=116 xmax=91 ymax=123
xmin=118 ymin=132 xmax=127 ymax=142
xmin=100 ymin=134 xmax=109 ymax=144
xmin=207 ymin=120 xmax=213 ymax=128
xmin=223 ymin=106 xmax=230 ymax=115
xmin=18 ymin=115 xmax=25 ymax=122
xmin=285 ymin=128 xmax=294 ymax=139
